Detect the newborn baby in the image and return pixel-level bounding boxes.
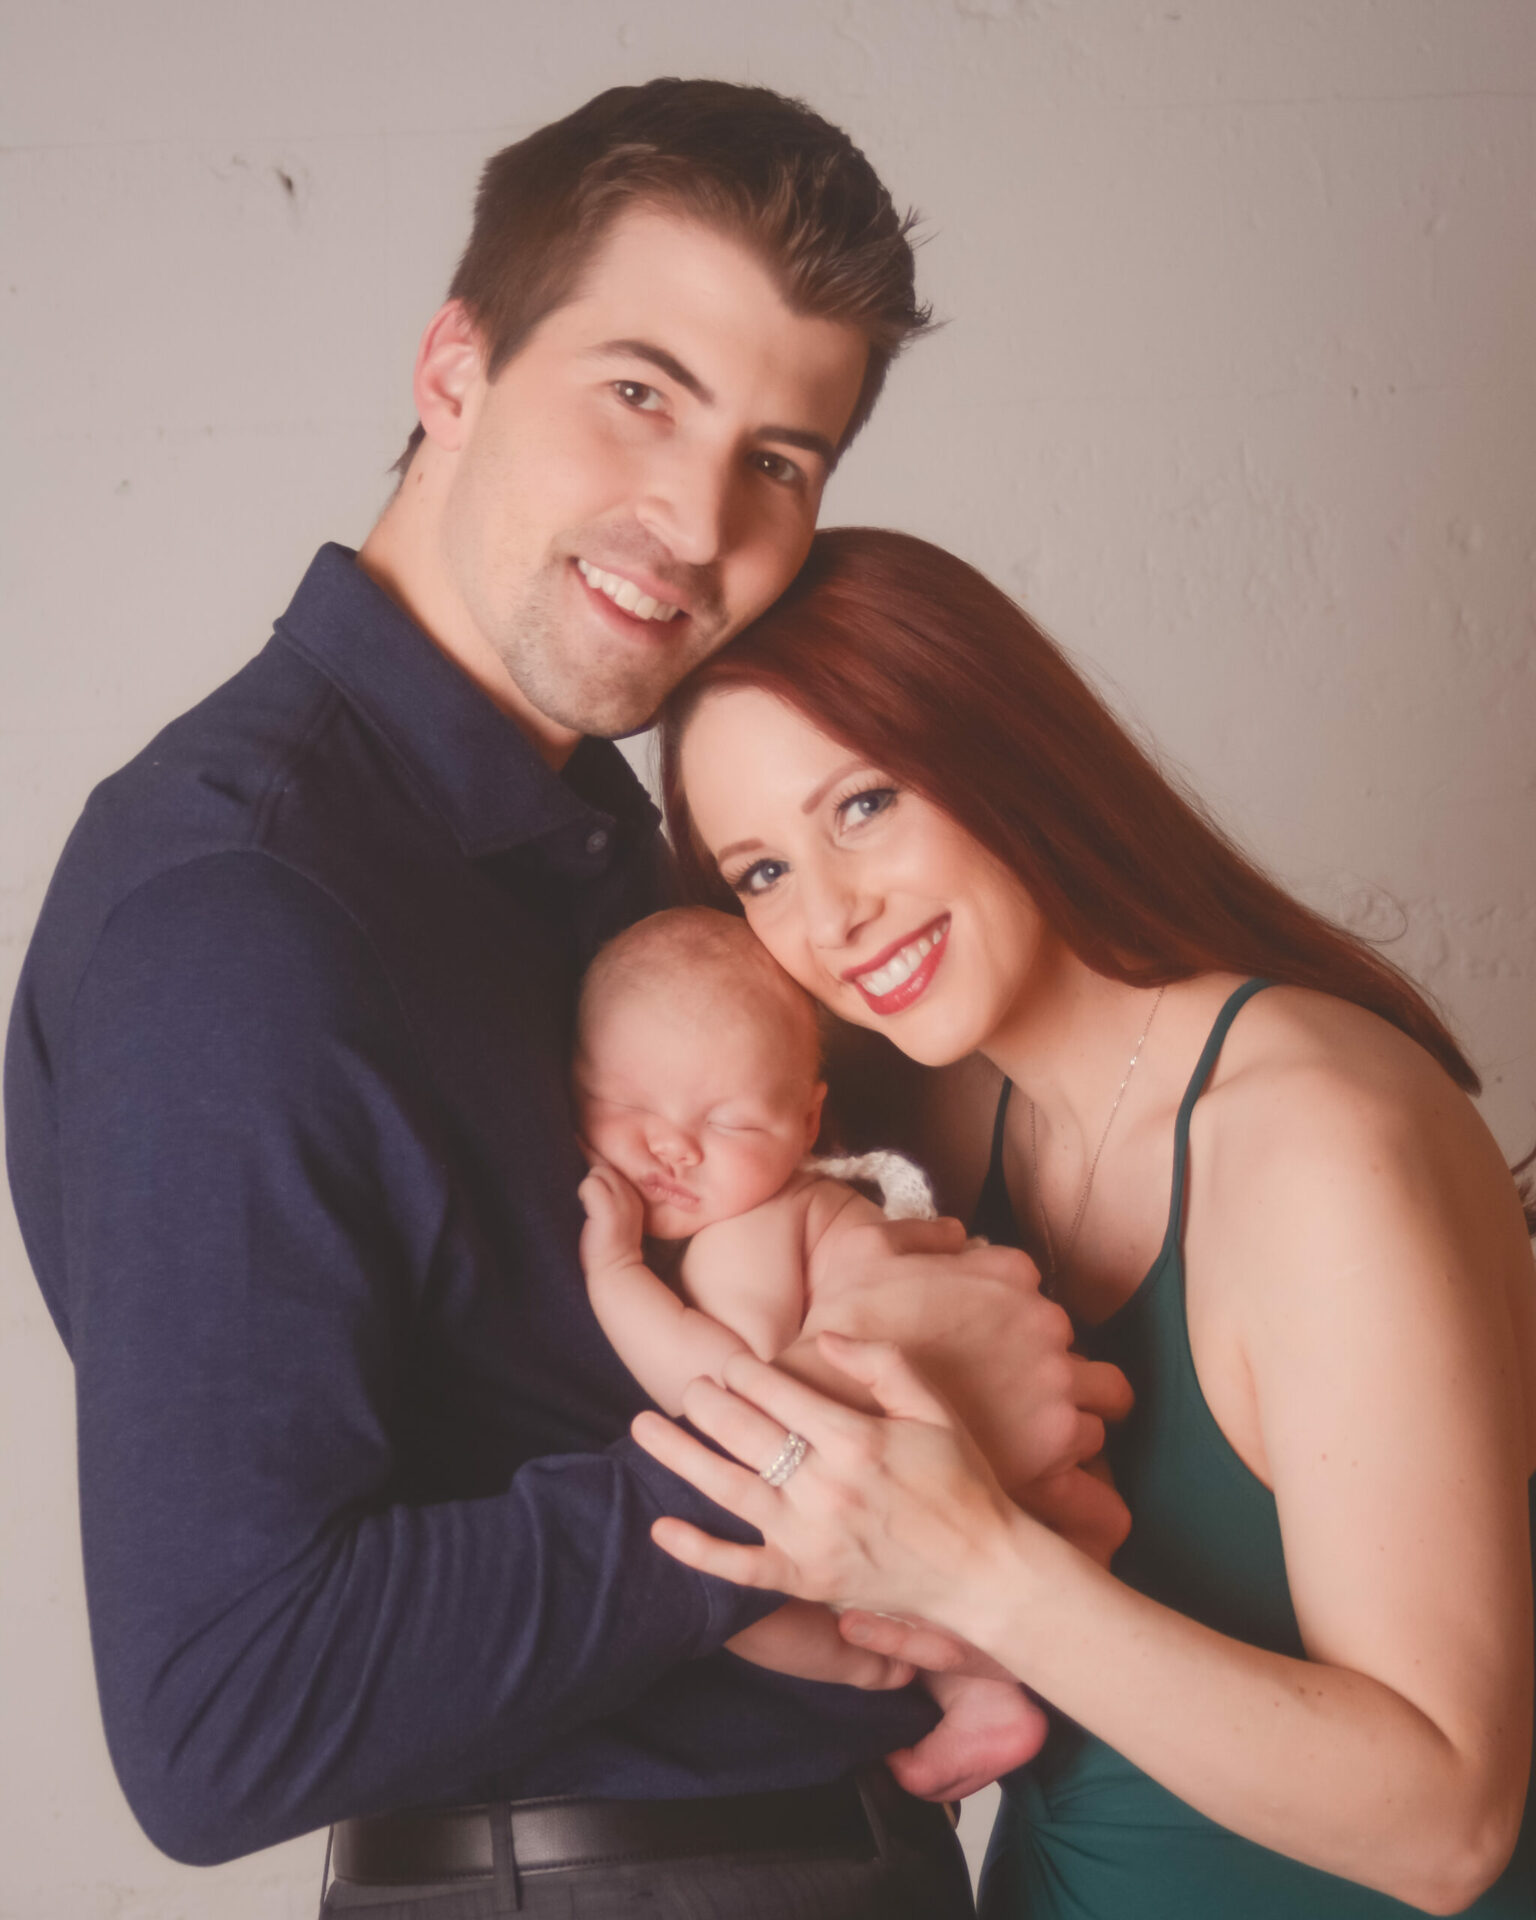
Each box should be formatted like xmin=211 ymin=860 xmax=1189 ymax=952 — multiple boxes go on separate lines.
xmin=574 ymin=905 xmax=1048 ymax=1795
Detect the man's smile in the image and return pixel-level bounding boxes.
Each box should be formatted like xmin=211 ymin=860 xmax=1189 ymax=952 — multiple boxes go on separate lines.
xmin=575 ymin=558 xmax=685 ymax=624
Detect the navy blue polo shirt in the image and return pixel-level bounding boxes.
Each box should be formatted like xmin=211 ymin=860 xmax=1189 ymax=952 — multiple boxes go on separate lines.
xmin=4 ymin=546 xmax=933 ymax=1866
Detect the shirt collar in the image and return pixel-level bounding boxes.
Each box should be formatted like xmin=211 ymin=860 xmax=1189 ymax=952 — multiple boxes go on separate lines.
xmin=273 ymin=544 xmax=660 ymax=864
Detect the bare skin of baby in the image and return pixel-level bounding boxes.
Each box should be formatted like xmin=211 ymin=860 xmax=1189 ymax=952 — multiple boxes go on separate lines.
xmin=574 ymin=909 xmax=1053 ymax=1798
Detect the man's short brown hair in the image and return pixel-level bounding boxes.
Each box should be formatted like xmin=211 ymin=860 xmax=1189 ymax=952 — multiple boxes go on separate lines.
xmin=396 ymin=77 xmax=930 ymax=471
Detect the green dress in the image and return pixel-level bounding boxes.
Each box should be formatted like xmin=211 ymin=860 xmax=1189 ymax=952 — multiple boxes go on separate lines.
xmin=970 ymin=979 xmax=1536 ymax=1917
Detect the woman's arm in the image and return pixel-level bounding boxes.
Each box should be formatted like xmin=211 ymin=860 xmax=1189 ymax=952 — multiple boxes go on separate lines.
xmin=633 ymin=1067 xmax=1535 ymax=1913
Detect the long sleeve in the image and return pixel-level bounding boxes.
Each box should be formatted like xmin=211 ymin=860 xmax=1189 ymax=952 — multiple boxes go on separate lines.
xmin=55 ymin=852 xmax=778 ymax=1863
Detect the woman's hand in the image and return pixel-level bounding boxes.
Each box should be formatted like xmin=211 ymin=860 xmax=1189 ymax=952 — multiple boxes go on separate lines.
xmin=787 ymin=1215 xmax=1133 ymax=1490
xmin=632 ymin=1331 xmax=1033 ymax=1631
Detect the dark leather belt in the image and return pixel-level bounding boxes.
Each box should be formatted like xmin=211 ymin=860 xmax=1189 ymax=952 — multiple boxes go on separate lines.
xmin=332 ymin=1774 xmax=950 ymax=1885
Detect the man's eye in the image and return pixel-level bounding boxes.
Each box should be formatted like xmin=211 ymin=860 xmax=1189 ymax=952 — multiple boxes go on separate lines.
xmin=729 ymin=858 xmax=788 ymax=897
xmin=614 ymin=380 xmax=664 ymax=412
xmin=751 ymin=451 xmax=803 ymax=488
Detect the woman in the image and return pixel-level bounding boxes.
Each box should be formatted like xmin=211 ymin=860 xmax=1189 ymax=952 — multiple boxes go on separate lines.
xmin=635 ymin=528 xmax=1536 ymax=1917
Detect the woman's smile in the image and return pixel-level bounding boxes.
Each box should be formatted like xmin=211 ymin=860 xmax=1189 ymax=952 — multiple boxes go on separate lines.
xmin=844 ymin=913 xmax=950 ymax=1013
xmin=680 ymin=687 xmax=1049 ymax=1066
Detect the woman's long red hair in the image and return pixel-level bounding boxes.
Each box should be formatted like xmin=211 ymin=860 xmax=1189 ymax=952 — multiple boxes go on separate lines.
xmin=660 ymin=526 xmax=1481 ymax=1094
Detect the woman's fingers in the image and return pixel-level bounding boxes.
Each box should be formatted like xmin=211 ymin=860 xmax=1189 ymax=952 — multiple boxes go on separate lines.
xmin=812 ymin=1332 xmax=958 ymax=1428
xmin=631 ymin=1407 xmax=774 ymax=1523
xmin=702 ymin=1353 xmax=870 ymax=1456
xmin=648 ymin=1516 xmax=779 ymax=1587
xmin=699 ymin=1337 xmax=957 ymax=1456
xmin=1017 ymin=1464 xmax=1131 ymax=1568
xmin=679 ymin=1372 xmax=833 ymax=1478
xmin=872 ymin=1215 xmax=969 ymax=1254
xmin=1070 ymin=1355 xmax=1136 ymax=1424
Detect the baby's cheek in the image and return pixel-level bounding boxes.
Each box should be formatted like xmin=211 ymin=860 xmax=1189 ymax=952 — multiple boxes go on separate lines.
xmin=582 ymin=1116 xmax=629 ymax=1169
xmin=739 ymin=1140 xmax=803 ymax=1208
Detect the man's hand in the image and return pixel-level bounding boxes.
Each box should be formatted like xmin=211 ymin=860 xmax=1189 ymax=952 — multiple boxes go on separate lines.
xmin=786 ymin=1216 xmax=1132 ymax=1490
xmin=725 ymin=1600 xmax=915 ymax=1691
xmin=838 ymin=1610 xmax=1017 ymax=1683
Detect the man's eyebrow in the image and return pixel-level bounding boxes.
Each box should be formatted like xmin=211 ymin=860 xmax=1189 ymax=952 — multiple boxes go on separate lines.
xmin=759 ymin=424 xmax=838 ymax=470
xmin=592 ymin=339 xmax=714 ymax=406
xmin=592 ymin=340 xmax=838 ymax=470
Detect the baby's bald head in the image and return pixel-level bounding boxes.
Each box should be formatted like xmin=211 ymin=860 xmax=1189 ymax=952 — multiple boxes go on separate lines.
xmin=574 ymin=909 xmax=827 ymax=1237
xmin=576 ymin=907 xmax=822 ymax=1087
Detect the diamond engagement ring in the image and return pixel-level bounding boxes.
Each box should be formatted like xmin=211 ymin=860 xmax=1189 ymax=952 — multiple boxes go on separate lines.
xmin=760 ymin=1431 xmax=808 ymax=1488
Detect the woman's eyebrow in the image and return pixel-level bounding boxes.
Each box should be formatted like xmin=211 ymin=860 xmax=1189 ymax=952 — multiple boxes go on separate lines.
xmin=711 ymin=760 xmax=871 ymax=866
xmin=800 ymin=759 xmax=868 ymax=814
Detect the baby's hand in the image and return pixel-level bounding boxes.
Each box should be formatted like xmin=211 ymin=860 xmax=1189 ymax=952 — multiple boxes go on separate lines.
xmin=578 ymin=1160 xmax=647 ymax=1275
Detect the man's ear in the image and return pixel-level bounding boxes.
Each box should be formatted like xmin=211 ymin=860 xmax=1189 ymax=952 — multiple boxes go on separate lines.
xmin=412 ymin=300 xmax=486 ymax=453
xmin=805 ymin=1080 xmax=829 ymax=1151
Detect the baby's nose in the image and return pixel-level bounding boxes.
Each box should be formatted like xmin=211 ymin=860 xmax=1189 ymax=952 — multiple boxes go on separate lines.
xmin=649 ymin=1124 xmax=701 ymax=1170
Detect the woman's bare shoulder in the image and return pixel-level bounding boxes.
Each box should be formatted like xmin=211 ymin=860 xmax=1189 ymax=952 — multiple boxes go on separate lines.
xmin=1208 ymin=986 xmax=1473 ymax=1142
xmin=1183 ymin=984 xmax=1536 ymax=1484
xmin=1196 ymin=985 xmax=1529 ymax=1292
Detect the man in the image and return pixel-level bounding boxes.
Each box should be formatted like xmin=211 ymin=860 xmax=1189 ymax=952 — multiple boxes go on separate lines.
xmin=5 ymin=79 xmax=1118 ymax=1917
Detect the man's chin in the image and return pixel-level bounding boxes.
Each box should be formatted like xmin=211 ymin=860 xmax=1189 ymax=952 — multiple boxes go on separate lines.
xmin=533 ymin=677 xmax=685 ymax=744
xmin=603 ymin=715 xmax=663 ymax=742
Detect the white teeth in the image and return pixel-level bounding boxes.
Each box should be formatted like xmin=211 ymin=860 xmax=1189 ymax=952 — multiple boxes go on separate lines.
xmin=576 ymin=559 xmax=681 ymax=621
xmin=857 ymin=924 xmax=945 ymax=999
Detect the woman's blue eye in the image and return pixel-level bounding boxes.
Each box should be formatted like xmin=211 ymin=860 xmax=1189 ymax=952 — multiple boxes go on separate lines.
xmin=731 ymin=858 xmax=788 ymax=897
xmin=840 ymin=786 xmax=897 ymax=823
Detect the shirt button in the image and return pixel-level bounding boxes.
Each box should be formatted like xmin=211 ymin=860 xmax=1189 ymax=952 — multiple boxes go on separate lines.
xmin=585 ymin=828 xmax=609 ymax=856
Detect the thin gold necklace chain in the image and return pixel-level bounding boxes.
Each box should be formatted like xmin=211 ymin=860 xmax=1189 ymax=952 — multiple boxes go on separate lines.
xmin=1029 ymin=984 xmax=1168 ymax=1292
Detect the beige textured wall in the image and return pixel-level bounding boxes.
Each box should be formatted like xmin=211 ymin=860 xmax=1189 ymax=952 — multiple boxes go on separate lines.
xmin=2 ymin=4 xmax=1533 ymax=1912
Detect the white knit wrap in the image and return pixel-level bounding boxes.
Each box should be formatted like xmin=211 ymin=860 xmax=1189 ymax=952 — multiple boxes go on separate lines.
xmin=804 ymin=1150 xmax=937 ymax=1222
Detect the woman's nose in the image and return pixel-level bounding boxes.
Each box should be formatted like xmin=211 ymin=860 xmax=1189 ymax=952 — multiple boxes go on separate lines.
xmin=802 ymin=861 xmax=876 ymax=952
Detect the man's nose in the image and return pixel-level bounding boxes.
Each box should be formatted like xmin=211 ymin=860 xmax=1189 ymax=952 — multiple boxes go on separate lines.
xmin=635 ymin=446 xmax=733 ymax=570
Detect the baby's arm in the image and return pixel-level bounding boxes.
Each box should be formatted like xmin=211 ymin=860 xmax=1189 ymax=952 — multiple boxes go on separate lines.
xmin=578 ymin=1162 xmax=752 ymax=1416
xmin=676 ymin=1186 xmax=815 ymax=1362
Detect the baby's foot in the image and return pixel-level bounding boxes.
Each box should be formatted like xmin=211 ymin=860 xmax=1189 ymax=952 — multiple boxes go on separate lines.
xmin=886 ymin=1677 xmax=1048 ymax=1801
